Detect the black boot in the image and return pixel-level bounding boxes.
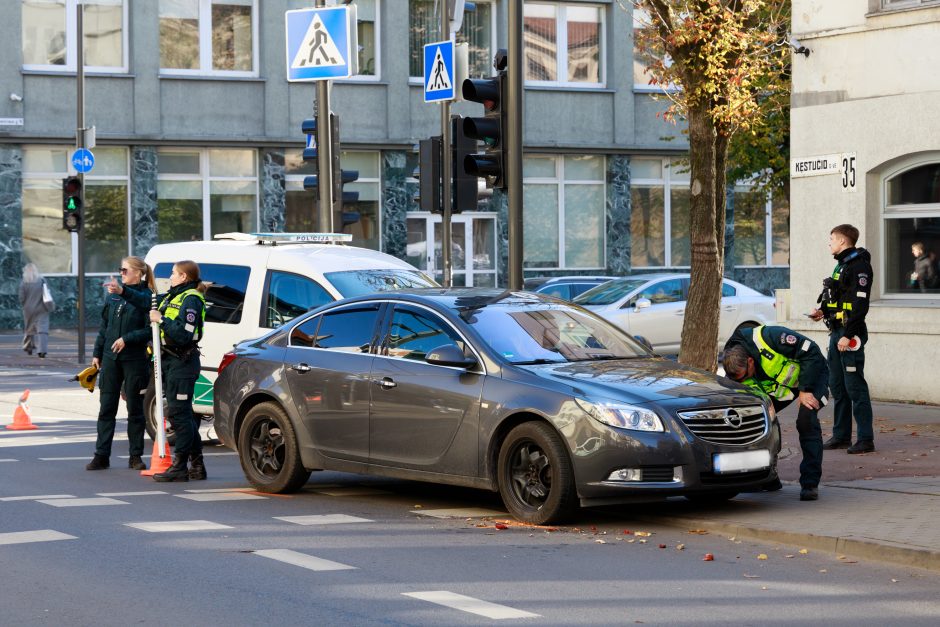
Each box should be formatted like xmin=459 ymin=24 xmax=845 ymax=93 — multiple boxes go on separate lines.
xmin=128 ymin=455 xmax=147 ymax=471
xmin=153 ymin=455 xmax=190 ymax=482
xmin=85 ymin=454 xmax=110 ymax=470
xmin=188 ymin=453 xmax=207 ymax=480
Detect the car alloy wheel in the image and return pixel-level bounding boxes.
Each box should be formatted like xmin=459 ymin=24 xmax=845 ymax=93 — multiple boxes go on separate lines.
xmin=237 ymin=402 xmax=310 ymax=493
xmin=497 ymin=422 xmax=577 ymax=525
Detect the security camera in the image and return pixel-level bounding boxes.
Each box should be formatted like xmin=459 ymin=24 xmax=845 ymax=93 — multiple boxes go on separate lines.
xmin=9 ymin=93 xmax=23 ymax=102
xmin=789 ymin=37 xmax=811 ymax=57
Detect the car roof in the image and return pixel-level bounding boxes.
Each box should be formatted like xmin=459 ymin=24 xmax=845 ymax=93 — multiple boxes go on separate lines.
xmin=337 ymin=288 xmax=553 ymax=310
xmin=540 ymin=276 xmax=618 ymax=285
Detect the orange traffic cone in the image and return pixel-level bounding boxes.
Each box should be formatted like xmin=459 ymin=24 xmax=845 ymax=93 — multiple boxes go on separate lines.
xmin=140 ymin=422 xmax=173 ymax=476
xmin=6 ymin=389 xmax=38 ymax=431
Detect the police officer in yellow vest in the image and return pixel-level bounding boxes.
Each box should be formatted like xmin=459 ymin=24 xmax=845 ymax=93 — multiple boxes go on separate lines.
xmin=119 ymin=260 xmax=207 ymax=482
xmin=723 ymin=325 xmax=828 ymax=501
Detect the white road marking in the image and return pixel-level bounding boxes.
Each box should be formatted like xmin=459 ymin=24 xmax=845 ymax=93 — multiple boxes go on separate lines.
xmin=39 ymin=456 xmax=92 ymax=461
xmin=275 ymin=514 xmax=374 ymax=526
xmin=0 ymin=530 xmax=77 ymax=546
xmin=175 ymin=492 xmax=267 ymax=502
xmin=402 ymin=591 xmax=540 ymax=620
xmin=97 ymin=491 xmax=168 ymax=497
xmin=183 ymin=487 xmax=253 ymax=493
xmin=253 ymin=549 xmax=356 ymax=571
xmin=0 ymin=434 xmax=104 ymax=448
xmin=313 ymin=487 xmax=391 ymax=497
xmin=202 ymin=452 xmax=237 ymax=457
xmin=0 ymin=458 xmax=18 ymax=462
xmin=125 ymin=520 xmax=233 ymax=533
xmin=38 ymin=497 xmax=129 ymax=507
xmin=0 ymin=494 xmax=75 ymax=501
xmin=412 ymin=508 xmax=508 ymax=519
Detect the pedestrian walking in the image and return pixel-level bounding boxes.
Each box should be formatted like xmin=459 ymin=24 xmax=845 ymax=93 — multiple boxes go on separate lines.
xmin=19 ymin=262 xmax=53 ymax=358
xmin=723 ymin=324 xmax=828 ymax=501
xmin=85 ymin=257 xmax=155 ymax=471
xmin=119 ymin=260 xmax=207 ymax=482
xmin=809 ymin=224 xmax=875 ymax=454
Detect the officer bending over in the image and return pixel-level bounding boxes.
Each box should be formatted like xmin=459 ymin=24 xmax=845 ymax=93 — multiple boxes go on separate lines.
xmin=723 ymin=325 xmax=828 ymax=501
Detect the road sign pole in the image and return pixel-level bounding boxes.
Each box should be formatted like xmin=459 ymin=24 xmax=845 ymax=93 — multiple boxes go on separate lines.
xmin=440 ymin=10 xmax=453 ymax=287
xmin=315 ymin=80 xmax=335 ymax=234
xmin=76 ymin=0 xmax=86 ymax=363
xmin=507 ymin=0 xmax=524 ymax=291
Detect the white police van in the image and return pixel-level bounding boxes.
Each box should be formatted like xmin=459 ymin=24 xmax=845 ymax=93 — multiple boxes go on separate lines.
xmin=142 ymin=232 xmax=437 ymax=442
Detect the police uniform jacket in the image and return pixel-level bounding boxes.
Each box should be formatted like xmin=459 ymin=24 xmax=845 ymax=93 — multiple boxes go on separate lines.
xmin=830 ymin=247 xmax=873 ymax=337
xmin=118 ymin=281 xmax=204 ymax=355
xmin=93 ymin=282 xmax=153 ymax=362
xmin=726 ymin=325 xmax=826 ymax=393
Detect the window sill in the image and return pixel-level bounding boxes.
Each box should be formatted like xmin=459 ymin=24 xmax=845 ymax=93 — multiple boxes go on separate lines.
xmin=872 ymin=297 xmax=940 ymax=307
xmin=159 ymin=74 xmax=265 ymax=83
xmin=22 ymin=69 xmax=134 ymax=79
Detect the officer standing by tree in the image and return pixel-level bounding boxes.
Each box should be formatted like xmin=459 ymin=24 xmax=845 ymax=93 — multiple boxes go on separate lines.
xmin=723 ymin=325 xmax=828 ymax=501
xmin=117 ymin=260 xmax=207 ymax=482
xmin=809 ymin=224 xmax=875 ymax=454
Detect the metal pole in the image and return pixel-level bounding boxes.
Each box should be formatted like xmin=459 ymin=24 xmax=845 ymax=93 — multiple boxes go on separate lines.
xmin=150 ymin=293 xmax=167 ymax=458
xmin=440 ymin=6 xmax=453 ymax=287
xmin=76 ymin=1 xmax=86 ymax=362
xmin=315 ymin=0 xmax=334 ymax=233
xmin=506 ymin=0 xmax=524 ymax=291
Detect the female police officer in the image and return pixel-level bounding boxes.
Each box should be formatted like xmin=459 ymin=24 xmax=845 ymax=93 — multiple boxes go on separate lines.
xmin=116 ymin=260 xmax=207 ymax=482
xmin=86 ymin=257 xmax=155 ymax=471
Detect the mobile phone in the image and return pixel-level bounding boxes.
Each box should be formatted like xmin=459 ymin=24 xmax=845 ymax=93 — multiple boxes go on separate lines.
xmin=803 ymin=313 xmax=814 ymax=317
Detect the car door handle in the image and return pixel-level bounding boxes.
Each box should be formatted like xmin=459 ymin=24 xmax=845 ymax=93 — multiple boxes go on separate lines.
xmin=375 ymin=377 xmax=397 ymax=389
xmin=290 ymin=363 xmax=311 ymax=373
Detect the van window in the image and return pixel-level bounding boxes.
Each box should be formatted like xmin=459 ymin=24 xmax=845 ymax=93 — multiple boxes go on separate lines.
xmin=324 ymin=268 xmax=437 ymax=297
xmin=265 ymin=271 xmax=333 ymax=328
xmin=154 ymin=262 xmax=250 ymax=324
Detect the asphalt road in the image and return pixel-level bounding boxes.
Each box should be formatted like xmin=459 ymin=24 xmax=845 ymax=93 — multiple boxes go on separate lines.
xmin=1 ymin=371 xmax=939 ymax=626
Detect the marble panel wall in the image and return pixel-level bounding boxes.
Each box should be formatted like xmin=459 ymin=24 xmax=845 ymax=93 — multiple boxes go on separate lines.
xmin=261 ymin=150 xmax=285 ymax=233
xmin=607 ymin=155 xmax=632 ymax=277
xmin=131 ymin=146 xmax=158 ymax=256
xmin=382 ymin=150 xmax=418 ymax=260
xmin=0 ymin=146 xmax=24 ymax=330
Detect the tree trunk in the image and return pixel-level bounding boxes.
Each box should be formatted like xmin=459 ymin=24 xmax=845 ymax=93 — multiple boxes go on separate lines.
xmin=679 ymin=106 xmax=723 ymax=371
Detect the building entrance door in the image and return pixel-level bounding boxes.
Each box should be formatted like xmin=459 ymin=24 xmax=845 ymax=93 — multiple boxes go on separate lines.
xmin=405 ymin=213 xmax=497 ymax=287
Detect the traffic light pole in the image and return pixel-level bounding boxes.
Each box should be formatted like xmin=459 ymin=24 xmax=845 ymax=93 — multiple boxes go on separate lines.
xmin=76 ymin=1 xmax=86 ymax=363
xmin=439 ymin=10 xmax=453 ymax=287
xmin=315 ymin=0 xmax=334 ymax=234
xmin=506 ymin=0 xmax=524 ymax=291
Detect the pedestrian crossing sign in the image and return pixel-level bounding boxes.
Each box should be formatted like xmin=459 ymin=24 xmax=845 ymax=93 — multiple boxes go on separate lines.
xmin=285 ymin=6 xmax=358 ymax=82
xmin=424 ymin=40 xmax=456 ymax=103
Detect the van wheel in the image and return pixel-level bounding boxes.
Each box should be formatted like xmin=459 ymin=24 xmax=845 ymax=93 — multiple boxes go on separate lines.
xmin=143 ymin=381 xmax=176 ymax=447
xmin=238 ymin=402 xmax=310 ymax=493
xmin=497 ymin=422 xmax=578 ymax=525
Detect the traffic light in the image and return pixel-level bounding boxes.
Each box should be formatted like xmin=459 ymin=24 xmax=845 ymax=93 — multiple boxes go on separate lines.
xmin=62 ymin=176 xmax=82 ymax=232
xmin=301 ymin=113 xmax=360 ymax=229
xmin=338 ymin=169 xmax=360 ymax=227
xmin=462 ymin=51 xmax=508 ymax=190
xmin=451 ymin=116 xmax=479 ymax=213
xmin=418 ymin=136 xmax=442 ymax=213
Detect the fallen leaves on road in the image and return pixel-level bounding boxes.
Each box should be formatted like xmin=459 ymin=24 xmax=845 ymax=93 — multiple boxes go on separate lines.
xmin=703 ymin=553 xmax=715 ymax=561
xmin=819 ymin=569 xmax=827 ymax=573
xmin=688 ymin=529 xmax=709 ymax=535
xmin=658 ymin=544 xmax=667 ymax=549
xmin=743 ymin=574 xmax=760 ymax=579
xmin=757 ymin=554 xmax=768 ymax=560
xmin=676 ymin=543 xmax=685 ymax=551
xmin=635 ymin=531 xmax=653 ymax=537
xmin=622 ymin=529 xmax=633 ymax=535
xmin=494 ymin=523 xmax=508 ymax=530
xmin=799 ymin=549 xmax=809 ymax=555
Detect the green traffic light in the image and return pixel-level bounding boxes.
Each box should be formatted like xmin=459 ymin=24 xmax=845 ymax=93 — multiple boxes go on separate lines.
xmin=67 ymin=198 xmax=77 ymax=210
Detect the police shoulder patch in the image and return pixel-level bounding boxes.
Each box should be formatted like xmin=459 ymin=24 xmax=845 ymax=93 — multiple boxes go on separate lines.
xmin=185 ymin=311 xmax=196 ymax=323
xmin=859 ymin=277 xmax=868 ymax=286
xmin=785 ymin=334 xmax=798 ymax=345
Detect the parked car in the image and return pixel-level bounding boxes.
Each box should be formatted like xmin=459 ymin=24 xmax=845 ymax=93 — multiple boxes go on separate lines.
xmin=142 ymin=232 xmax=437 ymax=443
xmin=573 ymin=274 xmax=776 ymax=354
xmin=532 ymin=276 xmax=618 ymax=301
xmin=213 ymin=289 xmax=781 ymax=524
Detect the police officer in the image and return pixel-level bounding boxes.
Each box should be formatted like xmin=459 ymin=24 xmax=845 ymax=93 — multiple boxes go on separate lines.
xmin=723 ymin=325 xmax=828 ymax=501
xmin=85 ymin=257 xmax=155 ymax=471
xmin=809 ymin=224 xmax=875 ymax=454
xmin=118 ymin=260 xmax=207 ymax=482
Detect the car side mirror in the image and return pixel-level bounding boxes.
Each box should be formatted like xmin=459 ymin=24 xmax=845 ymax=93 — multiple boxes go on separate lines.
xmin=634 ymin=297 xmax=652 ymax=312
xmin=425 ymin=344 xmax=477 ymax=369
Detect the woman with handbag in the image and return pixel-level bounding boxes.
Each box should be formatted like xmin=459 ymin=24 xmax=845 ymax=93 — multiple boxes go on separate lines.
xmin=18 ymin=263 xmax=53 ymax=358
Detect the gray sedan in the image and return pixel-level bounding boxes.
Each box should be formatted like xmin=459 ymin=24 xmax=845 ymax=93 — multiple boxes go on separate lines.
xmin=213 ymin=289 xmax=782 ymax=524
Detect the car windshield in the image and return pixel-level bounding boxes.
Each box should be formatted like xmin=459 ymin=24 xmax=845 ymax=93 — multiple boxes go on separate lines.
xmin=325 ymin=269 xmax=438 ymax=297
xmin=467 ymin=302 xmax=649 ymax=364
xmin=573 ymin=279 xmax=647 ymax=305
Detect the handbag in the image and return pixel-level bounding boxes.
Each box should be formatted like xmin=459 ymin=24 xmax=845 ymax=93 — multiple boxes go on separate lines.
xmin=42 ymin=280 xmax=55 ymax=312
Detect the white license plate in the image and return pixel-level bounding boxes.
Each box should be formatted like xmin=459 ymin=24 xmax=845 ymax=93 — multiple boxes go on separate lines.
xmin=713 ymin=450 xmax=771 ymax=474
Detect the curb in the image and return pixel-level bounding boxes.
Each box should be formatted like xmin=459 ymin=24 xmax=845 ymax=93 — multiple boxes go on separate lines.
xmin=638 ymin=514 xmax=940 ymax=573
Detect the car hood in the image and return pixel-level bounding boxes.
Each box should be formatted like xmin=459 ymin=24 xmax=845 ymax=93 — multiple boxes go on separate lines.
xmin=517 ymin=358 xmax=754 ymax=405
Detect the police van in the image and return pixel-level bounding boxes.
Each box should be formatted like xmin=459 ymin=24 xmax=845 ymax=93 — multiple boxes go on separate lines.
xmin=142 ymin=232 xmax=437 ymax=442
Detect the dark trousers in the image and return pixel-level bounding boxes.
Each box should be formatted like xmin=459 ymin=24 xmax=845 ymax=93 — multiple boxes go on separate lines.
xmin=95 ymin=358 xmax=150 ymax=457
xmin=828 ymin=329 xmax=874 ymax=442
xmin=162 ymin=352 xmax=200 ymax=458
xmin=773 ymin=373 xmax=828 ymax=489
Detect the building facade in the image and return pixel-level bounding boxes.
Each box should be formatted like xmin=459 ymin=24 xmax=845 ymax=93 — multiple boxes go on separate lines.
xmin=0 ymin=0 xmax=788 ymax=330
xmin=789 ymin=0 xmax=940 ymax=402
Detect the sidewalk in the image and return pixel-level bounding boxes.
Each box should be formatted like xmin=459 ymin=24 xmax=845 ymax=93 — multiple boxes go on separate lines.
xmin=2 ymin=329 xmax=939 ymax=571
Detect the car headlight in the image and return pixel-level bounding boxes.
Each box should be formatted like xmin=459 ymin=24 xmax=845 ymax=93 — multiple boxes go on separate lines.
xmin=575 ymin=398 xmax=664 ymax=432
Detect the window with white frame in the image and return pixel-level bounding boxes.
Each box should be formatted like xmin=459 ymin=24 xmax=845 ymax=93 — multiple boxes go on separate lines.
xmin=158 ymin=0 xmax=257 ymax=76
xmin=409 ymin=0 xmax=495 ymax=79
xmin=882 ymin=158 xmax=940 ymax=296
xmin=289 ymin=0 xmax=379 ymax=79
xmin=22 ymin=0 xmax=127 ymax=72
xmin=632 ymin=6 xmax=675 ymax=92
xmin=22 ymin=145 xmax=129 ymax=275
xmin=881 ymin=0 xmax=940 ymax=10
xmin=732 ymin=188 xmax=789 ymax=267
xmin=284 ymin=149 xmax=382 ymax=251
xmin=524 ymin=2 xmax=604 ymax=87
xmin=523 ymin=155 xmax=606 ymax=270
xmin=155 ymin=148 xmax=258 ymax=243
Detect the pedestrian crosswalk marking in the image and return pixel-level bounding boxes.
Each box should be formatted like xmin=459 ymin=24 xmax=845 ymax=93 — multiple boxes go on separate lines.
xmin=254 ymin=549 xmax=356 ymax=572
xmin=411 ymin=507 xmax=508 ymax=519
xmin=427 ymin=46 xmax=453 ymax=92
xmin=125 ymin=520 xmax=233 ymax=533
xmin=0 ymin=458 xmax=17 ymax=462
xmin=97 ymin=491 xmax=168 ymax=497
xmin=0 ymin=530 xmax=77 ymax=546
xmin=176 ymin=492 xmax=267 ymax=502
xmin=290 ymin=13 xmax=344 ymax=69
xmin=403 ymin=591 xmax=540 ymax=620
xmin=275 ymin=514 xmax=373 ymax=526
xmin=38 ymin=497 xmax=129 ymax=507
xmin=183 ymin=487 xmax=253 ymax=493
xmin=0 ymin=494 xmax=74 ymax=501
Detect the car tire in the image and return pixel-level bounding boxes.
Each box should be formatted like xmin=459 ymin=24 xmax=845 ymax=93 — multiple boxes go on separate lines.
xmin=685 ymin=491 xmax=739 ymax=503
xmin=238 ymin=402 xmax=310 ymax=493
xmin=143 ymin=380 xmax=176 ymax=447
xmin=497 ymin=422 xmax=578 ymax=525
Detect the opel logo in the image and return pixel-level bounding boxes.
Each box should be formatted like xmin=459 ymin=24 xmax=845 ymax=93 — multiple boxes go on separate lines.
xmin=723 ymin=409 xmax=743 ymax=429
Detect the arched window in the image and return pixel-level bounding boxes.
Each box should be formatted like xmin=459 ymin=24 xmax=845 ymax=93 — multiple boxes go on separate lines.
xmin=883 ymin=160 xmax=940 ymax=296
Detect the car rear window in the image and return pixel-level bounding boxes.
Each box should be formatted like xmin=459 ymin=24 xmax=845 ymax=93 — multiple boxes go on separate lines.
xmin=324 ymin=269 xmax=437 ymax=297
xmin=154 ymin=262 xmax=250 ymax=324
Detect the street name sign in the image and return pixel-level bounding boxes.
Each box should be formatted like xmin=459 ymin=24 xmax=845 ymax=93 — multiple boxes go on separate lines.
xmin=285 ymin=6 xmax=358 ymax=82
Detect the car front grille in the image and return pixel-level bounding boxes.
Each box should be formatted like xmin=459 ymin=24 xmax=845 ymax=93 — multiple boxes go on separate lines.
xmin=677 ymin=405 xmax=767 ymax=446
